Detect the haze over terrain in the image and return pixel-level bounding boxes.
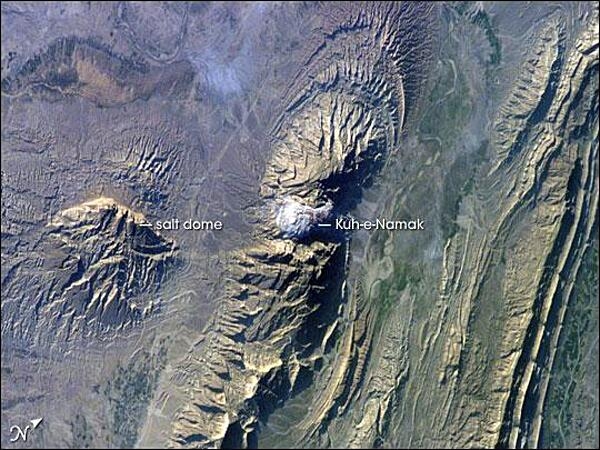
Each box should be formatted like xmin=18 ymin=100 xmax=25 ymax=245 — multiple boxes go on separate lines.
xmin=1 ymin=2 xmax=598 ymax=449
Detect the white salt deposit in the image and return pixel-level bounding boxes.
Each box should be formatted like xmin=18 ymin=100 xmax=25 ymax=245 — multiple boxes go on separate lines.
xmin=275 ymin=197 xmax=332 ymax=238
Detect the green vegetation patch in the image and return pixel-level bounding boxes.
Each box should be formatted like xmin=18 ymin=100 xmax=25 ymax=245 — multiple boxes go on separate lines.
xmin=418 ymin=59 xmax=472 ymax=145
xmin=451 ymin=2 xmax=502 ymax=66
xmin=440 ymin=140 xmax=488 ymax=241
xmin=373 ymin=257 xmax=422 ymax=324
xmin=103 ymin=344 xmax=167 ymax=448
xmin=540 ymin=241 xmax=599 ymax=448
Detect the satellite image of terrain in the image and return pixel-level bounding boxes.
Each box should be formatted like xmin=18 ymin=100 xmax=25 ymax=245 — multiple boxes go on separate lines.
xmin=1 ymin=1 xmax=599 ymax=449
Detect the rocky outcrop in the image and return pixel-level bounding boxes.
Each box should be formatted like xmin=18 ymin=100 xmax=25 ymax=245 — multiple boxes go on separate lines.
xmin=168 ymin=3 xmax=436 ymax=447
xmin=1 ymin=36 xmax=194 ymax=106
xmin=1 ymin=197 xmax=176 ymax=344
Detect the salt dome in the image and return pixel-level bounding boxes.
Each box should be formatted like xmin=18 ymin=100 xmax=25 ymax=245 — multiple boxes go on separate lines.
xmin=275 ymin=197 xmax=333 ymax=239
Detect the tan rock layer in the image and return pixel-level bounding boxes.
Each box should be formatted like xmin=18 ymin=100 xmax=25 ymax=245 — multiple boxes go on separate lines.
xmin=168 ymin=3 xmax=437 ymax=447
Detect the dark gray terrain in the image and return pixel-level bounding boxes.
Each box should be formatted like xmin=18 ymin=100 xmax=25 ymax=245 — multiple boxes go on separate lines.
xmin=1 ymin=2 xmax=598 ymax=449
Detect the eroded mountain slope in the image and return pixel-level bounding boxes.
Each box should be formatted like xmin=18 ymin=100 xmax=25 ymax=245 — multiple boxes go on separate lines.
xmin=165 ymin=3 xmax=437 ymax=448
xmin=1 ymin=2 xmax=597 ymax=449
xmin=293 ymin=6 xmax=599 ymax=449
xmin=2 ymin=196 xmax=176 ymax=344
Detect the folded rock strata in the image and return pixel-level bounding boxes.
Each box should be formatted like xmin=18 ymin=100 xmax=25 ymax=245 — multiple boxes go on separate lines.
xmin=307 ymin=10 xmax=599 ymax=449
xmin=240 ymin=7 xmax=599 ymax=450
xmin=169 ymin=3 xmax=436 ymax=448
xmin=2 ymin=197 xmax=176 ymax=345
